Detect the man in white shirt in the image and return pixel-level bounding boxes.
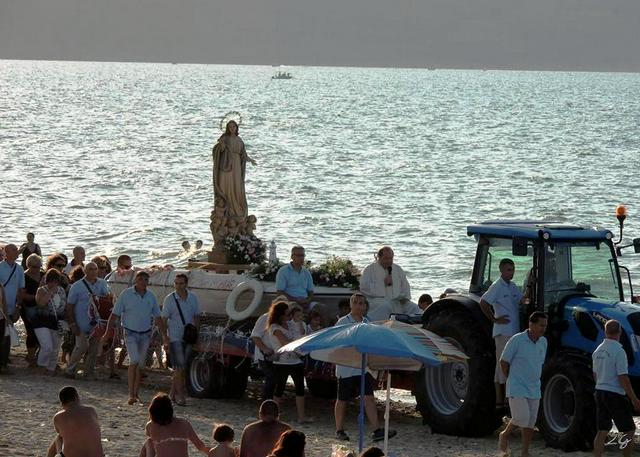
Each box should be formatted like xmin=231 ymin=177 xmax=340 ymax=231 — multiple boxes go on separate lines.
xmin=592 ymin=320 xmax=640 ymax=457
xmin=479 ymin=258 xmax=524 ymax=407
xmin=359 ymin=246 xmax=420 ymax=321
xmin=334 ymin=293 xmax=396 ymax=442
xmin=0 ymin=244 xmax=25 ymax=374
xmin=160 ymin=273 xmax=201 ymax=406
xmin=64 ymin=246 xmax=86 ymax=275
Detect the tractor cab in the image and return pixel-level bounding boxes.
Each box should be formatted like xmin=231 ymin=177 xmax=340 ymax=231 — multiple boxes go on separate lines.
xmin=417 ymin=214 xmax=640 ymax=451
xmin=467 ymin=221 xmax=628 ymax=334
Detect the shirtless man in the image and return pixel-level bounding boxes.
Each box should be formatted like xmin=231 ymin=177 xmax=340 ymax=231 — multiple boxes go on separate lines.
xmin=47 ymin=386 xmax=103 ymax=457
xmin=239 ymin=400 xmax=291 ymax=457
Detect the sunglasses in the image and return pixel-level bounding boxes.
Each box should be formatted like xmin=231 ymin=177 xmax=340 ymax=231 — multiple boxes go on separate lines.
xmin=121 ymin=265 xmax=132 ymax=270
xmin=54 ymin=263 xmax=66 ymax=268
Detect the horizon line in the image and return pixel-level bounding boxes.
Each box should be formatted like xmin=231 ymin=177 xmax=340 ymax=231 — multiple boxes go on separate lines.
xmin=2 ymin=57 xmax=639 ymax=76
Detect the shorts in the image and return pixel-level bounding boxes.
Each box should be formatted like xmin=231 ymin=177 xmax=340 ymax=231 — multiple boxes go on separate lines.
xmin=169 ymin=341 xmax=192 ymax=370
xmin=337 ymin=373 xmax=375 ymax=402
xmin=124 ymin=328 xmax=151 ymax=366
xmin=596 ymin=390 xmax=635 ymax=433
xmin=508 ymin=397 xmax=540 ymax=429
xmin=494 ymin=335 xmax=510 ymax=384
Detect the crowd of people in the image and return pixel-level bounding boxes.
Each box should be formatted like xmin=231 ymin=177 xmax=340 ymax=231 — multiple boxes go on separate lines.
xmin=46 ymin=387 xmax=386 ymax=457
xmin=12 ymin=235 xmax=636 ymax=457
xmin=1 ymin=236 xmax=421 ymax=456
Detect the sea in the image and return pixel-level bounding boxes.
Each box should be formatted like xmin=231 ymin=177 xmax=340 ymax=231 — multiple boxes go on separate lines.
xmin=2 ymin=59 xmax=640 ymax=298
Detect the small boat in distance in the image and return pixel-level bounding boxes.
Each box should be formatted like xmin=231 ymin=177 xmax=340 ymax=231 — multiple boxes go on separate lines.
xmin=272 ymin=71 xmax=293 ymax=80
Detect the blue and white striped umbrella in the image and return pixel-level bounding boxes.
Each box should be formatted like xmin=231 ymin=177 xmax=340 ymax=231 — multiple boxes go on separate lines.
xmin=279 ymin=319 xmax=467 ymax=452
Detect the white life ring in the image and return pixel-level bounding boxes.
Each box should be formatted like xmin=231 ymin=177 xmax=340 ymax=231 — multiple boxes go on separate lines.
xmin=226 ymin=279 xmax=264 ymax=321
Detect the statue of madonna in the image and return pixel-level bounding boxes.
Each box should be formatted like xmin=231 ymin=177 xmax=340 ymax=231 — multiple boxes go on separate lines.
xmin=210 ymin=119 xmax=257 ymax=246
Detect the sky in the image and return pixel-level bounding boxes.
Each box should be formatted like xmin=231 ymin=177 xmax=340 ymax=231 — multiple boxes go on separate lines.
xmin=1 ymin=0 xmax=639 ymax=71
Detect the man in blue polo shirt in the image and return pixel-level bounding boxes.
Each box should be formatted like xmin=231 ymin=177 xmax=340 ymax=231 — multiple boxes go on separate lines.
xmin=275 ymin=246 xmax=314 ymax=309
xmin=65 ymin=262 xmax=111 ymax=379
xmin=106 ymin=270 xmax=161 ymax=405
xmin=0 ymin=244 xmax=25 ymax=373
xmin=498 ymin=311 xmax=548 ymax=457
xmin=161 ymin=273 xmax=201 ymax=406
xmin=593 ymin=319 xmax=640 ymax=457
xmin=480 ymin=258 xmax=524 ymax=407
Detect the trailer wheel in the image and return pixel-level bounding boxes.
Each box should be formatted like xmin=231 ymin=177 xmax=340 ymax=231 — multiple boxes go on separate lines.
xmin=187 ymin=352 xmax=216 ymax=398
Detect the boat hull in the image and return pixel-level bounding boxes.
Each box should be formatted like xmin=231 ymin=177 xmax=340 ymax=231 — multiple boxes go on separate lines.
xmin=106 ymin=269 xmax=353 ymax=319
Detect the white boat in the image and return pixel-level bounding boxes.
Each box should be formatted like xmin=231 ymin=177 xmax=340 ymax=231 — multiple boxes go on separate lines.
xmin=106 ymin=267 xmax=352 ymax=321
xmin=107 ymin=264 xmax=353 ymax=399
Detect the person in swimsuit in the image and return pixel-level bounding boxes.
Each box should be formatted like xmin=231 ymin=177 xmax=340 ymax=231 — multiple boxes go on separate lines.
xmin=46 ymin=386 xmax=104 ymax=457
xmin=19 ymin=232 xmax=42 ymax=269
xmin=141 ymin=393 xmax=210 ymax=457
xmin=239 ymin=400 xmax=291 ymax=457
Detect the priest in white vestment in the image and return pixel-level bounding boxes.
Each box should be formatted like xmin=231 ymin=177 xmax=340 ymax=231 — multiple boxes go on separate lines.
xmin=359 ymin=246 xmax=421 ymax=321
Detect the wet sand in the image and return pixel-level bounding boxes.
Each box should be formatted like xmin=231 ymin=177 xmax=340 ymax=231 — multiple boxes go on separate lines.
xmin=0 ymin=352 xmax=594 ymax=457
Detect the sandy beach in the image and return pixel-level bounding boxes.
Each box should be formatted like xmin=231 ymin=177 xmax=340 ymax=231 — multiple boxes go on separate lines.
xmin=0 ymin=349 xmax=596 ymax=457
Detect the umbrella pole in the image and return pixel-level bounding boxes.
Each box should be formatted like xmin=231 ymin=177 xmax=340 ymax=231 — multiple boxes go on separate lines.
xmin=384 ymin=371 xmax=391 ymax=455
xmin=359 ymin=353 xmax=366 ymax=453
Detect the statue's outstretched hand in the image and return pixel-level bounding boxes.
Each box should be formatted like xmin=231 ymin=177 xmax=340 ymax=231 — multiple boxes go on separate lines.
xmin=250 ymin=158 xmax=257 ymax=166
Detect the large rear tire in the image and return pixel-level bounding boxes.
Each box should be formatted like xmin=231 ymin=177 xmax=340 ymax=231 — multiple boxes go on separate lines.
xmin=540 ymin=354 xmax=596 ymax=451
xmin=415 ymin=307 xmax=500 ymax=436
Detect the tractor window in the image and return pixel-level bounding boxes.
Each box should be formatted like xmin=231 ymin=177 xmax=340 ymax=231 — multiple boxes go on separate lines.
xmin=478 ymin=238 xmax=534 ymax=294
xmin=543 ymin=241 xmax=621 ymax=305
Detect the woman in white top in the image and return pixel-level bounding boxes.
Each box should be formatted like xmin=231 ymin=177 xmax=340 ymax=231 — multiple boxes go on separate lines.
xmin=34 ymin=268 xmax=68 ymax=373
xmin=267 ymin=300 xmax=310 ymax=423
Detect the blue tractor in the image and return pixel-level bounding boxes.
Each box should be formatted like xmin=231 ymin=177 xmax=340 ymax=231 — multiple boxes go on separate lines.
xmin=414 ymin=216 xmax=640 ymax=451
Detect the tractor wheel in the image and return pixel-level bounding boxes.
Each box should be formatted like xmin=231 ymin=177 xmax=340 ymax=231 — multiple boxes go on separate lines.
xmin=415 ymin=307 xmax=500 ymax=436
xmin=540 ymin=354 xmax=596 ymax=451
xmin=306 ymin=378 xmax=337 ymax=399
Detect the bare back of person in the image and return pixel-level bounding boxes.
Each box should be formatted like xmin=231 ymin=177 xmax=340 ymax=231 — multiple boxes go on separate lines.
xmin=54 ymin=405 xmax=103 ymax=457
xmin=240 ymin=420 xmax=290 ymax=457
xmin=146 ymin=417 xmax=205 ymax=457
xmin=208 ymin=443 xmax=237 ymax=457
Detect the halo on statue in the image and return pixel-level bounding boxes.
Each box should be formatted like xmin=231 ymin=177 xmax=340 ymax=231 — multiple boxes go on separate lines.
xmin=219 ymin=111 xmax=243 ymax=131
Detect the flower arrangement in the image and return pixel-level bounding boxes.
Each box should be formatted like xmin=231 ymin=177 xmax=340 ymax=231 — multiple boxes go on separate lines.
xmin=249 ymin=255 xmax=360 ymax=289
xmin=223 ymin=235 xmax=267 ymax=265
xmin=249 ymin=259 xmax=285 ymax=282
xmin=310 ymin=256 xmax=360 ymax=289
